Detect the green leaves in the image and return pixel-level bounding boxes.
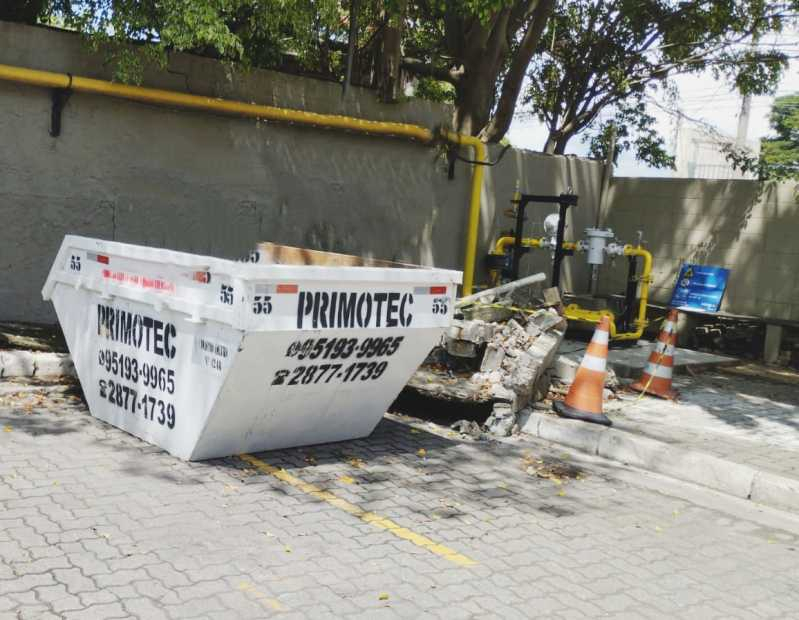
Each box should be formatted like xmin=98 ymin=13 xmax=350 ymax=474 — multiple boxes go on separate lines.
xmin=760 ymin=93 xmax=799 ymax=180
xmin=527 ymin=0 xmax=795 ymax=162
xmin=56 ymin=0 xmax=341 ymax=83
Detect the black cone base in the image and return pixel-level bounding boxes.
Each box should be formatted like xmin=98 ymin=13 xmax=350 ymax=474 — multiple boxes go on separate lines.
xmin=553 ymin=400 xmax=612 ymax=427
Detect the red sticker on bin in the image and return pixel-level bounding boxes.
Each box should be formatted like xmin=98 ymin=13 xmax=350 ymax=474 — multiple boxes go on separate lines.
xmin=87 ymin=252 xmax=109 ymax=264
xmin=414 ymin=286 xmax=448 ymax=295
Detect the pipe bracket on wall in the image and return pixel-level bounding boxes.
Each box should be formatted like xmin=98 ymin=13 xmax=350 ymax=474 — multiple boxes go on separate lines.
xmin=49 ymin=74 xmax=73 ymax=137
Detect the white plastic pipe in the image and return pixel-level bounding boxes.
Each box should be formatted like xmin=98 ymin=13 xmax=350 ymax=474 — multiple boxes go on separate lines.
xmin=456 ymin=272 xmax=546 ymax=308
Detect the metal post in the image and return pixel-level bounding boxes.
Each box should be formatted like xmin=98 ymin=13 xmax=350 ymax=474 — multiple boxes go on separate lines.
xmin=510 ymin=196 xmax=528 ymax=281
xmin=551 ymin=199 xmax=570 ymax=289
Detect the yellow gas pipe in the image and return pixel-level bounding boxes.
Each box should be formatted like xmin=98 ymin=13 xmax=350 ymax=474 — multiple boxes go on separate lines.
xmin=442 ymin=131 xmax=485 ymax=296
xmin=494 ymin=236 xmax=581 ymax=255
xmin=620 ymin=244 xmax=653 ymax=341
xmin=0 ymin=63 xmax=435 ymax=141
xmin=491 ymin=235 xmax=653 ymax=341
xmin=0 ymin=63 xmax=487 ymax=294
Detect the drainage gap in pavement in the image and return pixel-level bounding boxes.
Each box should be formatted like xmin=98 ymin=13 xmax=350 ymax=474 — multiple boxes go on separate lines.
xmin=389 ymin=388 xmax=492 ymax=427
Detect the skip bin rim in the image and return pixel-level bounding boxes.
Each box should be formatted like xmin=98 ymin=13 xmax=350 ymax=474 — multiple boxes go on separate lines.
xmin=43 ymin=235 xmax=463 ymax=299
xmin=42 ymin=236 xmax=463 ymax=331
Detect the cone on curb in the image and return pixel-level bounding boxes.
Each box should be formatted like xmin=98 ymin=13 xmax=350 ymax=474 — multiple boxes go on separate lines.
xmin=630 ymin=308 xmax=679 ymax=400
xmin=553 ymin=316 xmax=612 ymax=426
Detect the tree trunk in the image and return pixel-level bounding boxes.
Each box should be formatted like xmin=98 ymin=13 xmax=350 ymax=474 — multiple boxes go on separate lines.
xmin=450 ymin=11 xmax=509 ymax=136
xmin=554 ymin=136 xmax=570 ymax=154
xmin=543 ymin=132 xmax=558 ymax=153
xmin=480 ymin=0 xmax=554 ymax=143
xmin=543 ymin=128 xmax=574 ymax=155
xmin=453 ymin=65 xmax=496 ymax=136
xmin=378 ymin=0 xmax=407 ymax=102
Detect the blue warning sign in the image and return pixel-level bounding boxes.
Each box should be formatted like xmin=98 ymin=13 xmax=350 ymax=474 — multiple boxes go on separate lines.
xmin=669 ymin=264 xmax=730 ymax=313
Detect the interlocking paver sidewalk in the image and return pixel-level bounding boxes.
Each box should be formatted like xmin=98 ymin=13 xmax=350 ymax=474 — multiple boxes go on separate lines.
xmin=606 ymin=369 xmax=799 ymax=481
xmin=2 ymin=377 xmax=799 ymax=619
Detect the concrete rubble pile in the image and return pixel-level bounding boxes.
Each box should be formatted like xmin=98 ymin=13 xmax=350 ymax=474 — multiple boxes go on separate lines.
xmin=405 ymin=275 xmax=567 ymax=437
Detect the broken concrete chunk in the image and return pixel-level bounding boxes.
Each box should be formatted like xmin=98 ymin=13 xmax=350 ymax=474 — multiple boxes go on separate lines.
xmin=484 ymin=402 xmax=515 ymax=437
xmin=505 ymin=364 xmax=538 ymax=395
xmin=530 ymin=308 xmax=566 ymax=332
xmin=490 ymin=383 xmax=515 ymax=403
xmin=459 ymin=320 xmax=497 ymax=344
xmin=446 ymin=322 xmax=463 ymax=340
xmin=552 ymin=354 xmax=579 ymax=384
xmin=443 ymin=338 xmax=479 ymax=358
xmin=480 ymin=343 xmax=506 ymax=372
xmin=532 ymin=369 xmax=552 ymax=402
xmin=525 ymin=321 xmax=542 ymax=338
xmin=407 ymin=285 xmax=568 ymax=412
xmin=451 ymin=419 xmax=483 ymax=439
xmin=542 ymin=287 xmax=562 ymax=307
xmin=505 ymin=319 xmax=527 ymax=337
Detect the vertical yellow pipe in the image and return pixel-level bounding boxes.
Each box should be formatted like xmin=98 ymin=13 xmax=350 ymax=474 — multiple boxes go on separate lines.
xmin=444 ymin=131 xmax=486 ymax=296
xmin=623 ymin=245 xmax=653 ymax=339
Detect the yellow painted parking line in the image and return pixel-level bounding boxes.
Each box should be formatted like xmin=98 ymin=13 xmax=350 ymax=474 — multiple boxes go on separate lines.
xmin=238 ymin=453 xmax=477 ymax=567
xmin=237 ymin=581 xmax=285 ymax=611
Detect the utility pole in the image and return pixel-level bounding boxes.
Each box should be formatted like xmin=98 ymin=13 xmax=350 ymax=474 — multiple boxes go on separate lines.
xmin=595 ymin=124 xmax=616 ymax=229
xmin=735 ymin=92 xmax=752 ymax=146
xmin=735 ymin=33 xmax=759 ymax=147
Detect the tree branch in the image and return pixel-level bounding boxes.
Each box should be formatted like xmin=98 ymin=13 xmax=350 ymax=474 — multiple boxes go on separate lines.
xmin=400 ymin=56 xmax=462 ymax=84
xmin=480 ymin=0 xmax=555 ymax=142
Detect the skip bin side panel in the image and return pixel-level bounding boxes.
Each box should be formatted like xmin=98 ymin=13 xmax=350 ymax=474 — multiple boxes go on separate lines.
xmin=188 ymin=327 xmax=442 ymax=460
xmin=51 ymin=284 xmax=241 ymax=460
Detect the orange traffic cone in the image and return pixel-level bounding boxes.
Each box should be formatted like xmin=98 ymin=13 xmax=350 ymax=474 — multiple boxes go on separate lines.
xmin=553 ymin=316 xmax=612 ymax=426
xmin=630 ymin=309 xmax=679 ymax=400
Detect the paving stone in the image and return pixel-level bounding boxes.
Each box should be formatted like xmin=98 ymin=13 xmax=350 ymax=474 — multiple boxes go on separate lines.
xmin=1 ymin=378 xmax=799 ymax=618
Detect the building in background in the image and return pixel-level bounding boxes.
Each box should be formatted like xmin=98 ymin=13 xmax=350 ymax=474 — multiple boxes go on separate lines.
xmin=673 ymin=124 xmax=760 ymax=180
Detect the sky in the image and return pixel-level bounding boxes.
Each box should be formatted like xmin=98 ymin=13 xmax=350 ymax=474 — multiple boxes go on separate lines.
xmin=506 ymin=30 xmax=799 ymax=177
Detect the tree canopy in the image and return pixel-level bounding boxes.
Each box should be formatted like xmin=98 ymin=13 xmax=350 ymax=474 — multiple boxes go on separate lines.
xmin=526 ymin=0 xmax=797 ymax=165
xmin=760 ymin=93 xmax=799 ymax=179
xmin=3 ymin=0 xmax=798 ymax=162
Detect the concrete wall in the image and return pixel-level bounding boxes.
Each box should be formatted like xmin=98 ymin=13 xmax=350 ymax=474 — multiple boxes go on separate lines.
xmin=0 ymin=21 xmax=604 ymax=322
xmin=602 ymin=178 xmax=799 ymax=322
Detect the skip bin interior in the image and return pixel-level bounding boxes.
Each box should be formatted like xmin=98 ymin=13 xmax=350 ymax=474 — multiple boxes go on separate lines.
xmin=43 ymin=236 xmax=461 ymax=460
xmin=250 ymin=242 xmax=422 ymax=269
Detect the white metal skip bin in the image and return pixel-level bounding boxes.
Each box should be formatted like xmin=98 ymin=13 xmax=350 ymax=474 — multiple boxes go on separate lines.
xmin=42 ymin=236 xmax=461 ymax=460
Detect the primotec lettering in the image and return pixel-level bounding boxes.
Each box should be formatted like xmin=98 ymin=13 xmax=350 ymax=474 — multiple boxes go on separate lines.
xmin=97 ymin=304 xmax=177 ymax=359
xmin=296 ymin=291 xmax=413 ymax=329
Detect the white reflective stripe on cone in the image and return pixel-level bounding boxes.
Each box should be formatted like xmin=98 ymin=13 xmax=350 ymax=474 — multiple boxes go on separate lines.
xmin=643 ymin=362 xmax=673 ymax=379
xmin=592 ymin=329 xmax=610 ymax=345
xmin=653 ymin=341 xmax=675 ymax=357
xmin=661 ymin=320 xmax=675 ymax=334
xmin=580 ymin=355 xmax=607 ymax=372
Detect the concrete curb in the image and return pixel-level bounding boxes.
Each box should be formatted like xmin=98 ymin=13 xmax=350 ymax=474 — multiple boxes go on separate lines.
xmin=0 ymin=350 xmax=75 ymax=378
xmin=520 ymin=411 xmax=799 ymax=513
